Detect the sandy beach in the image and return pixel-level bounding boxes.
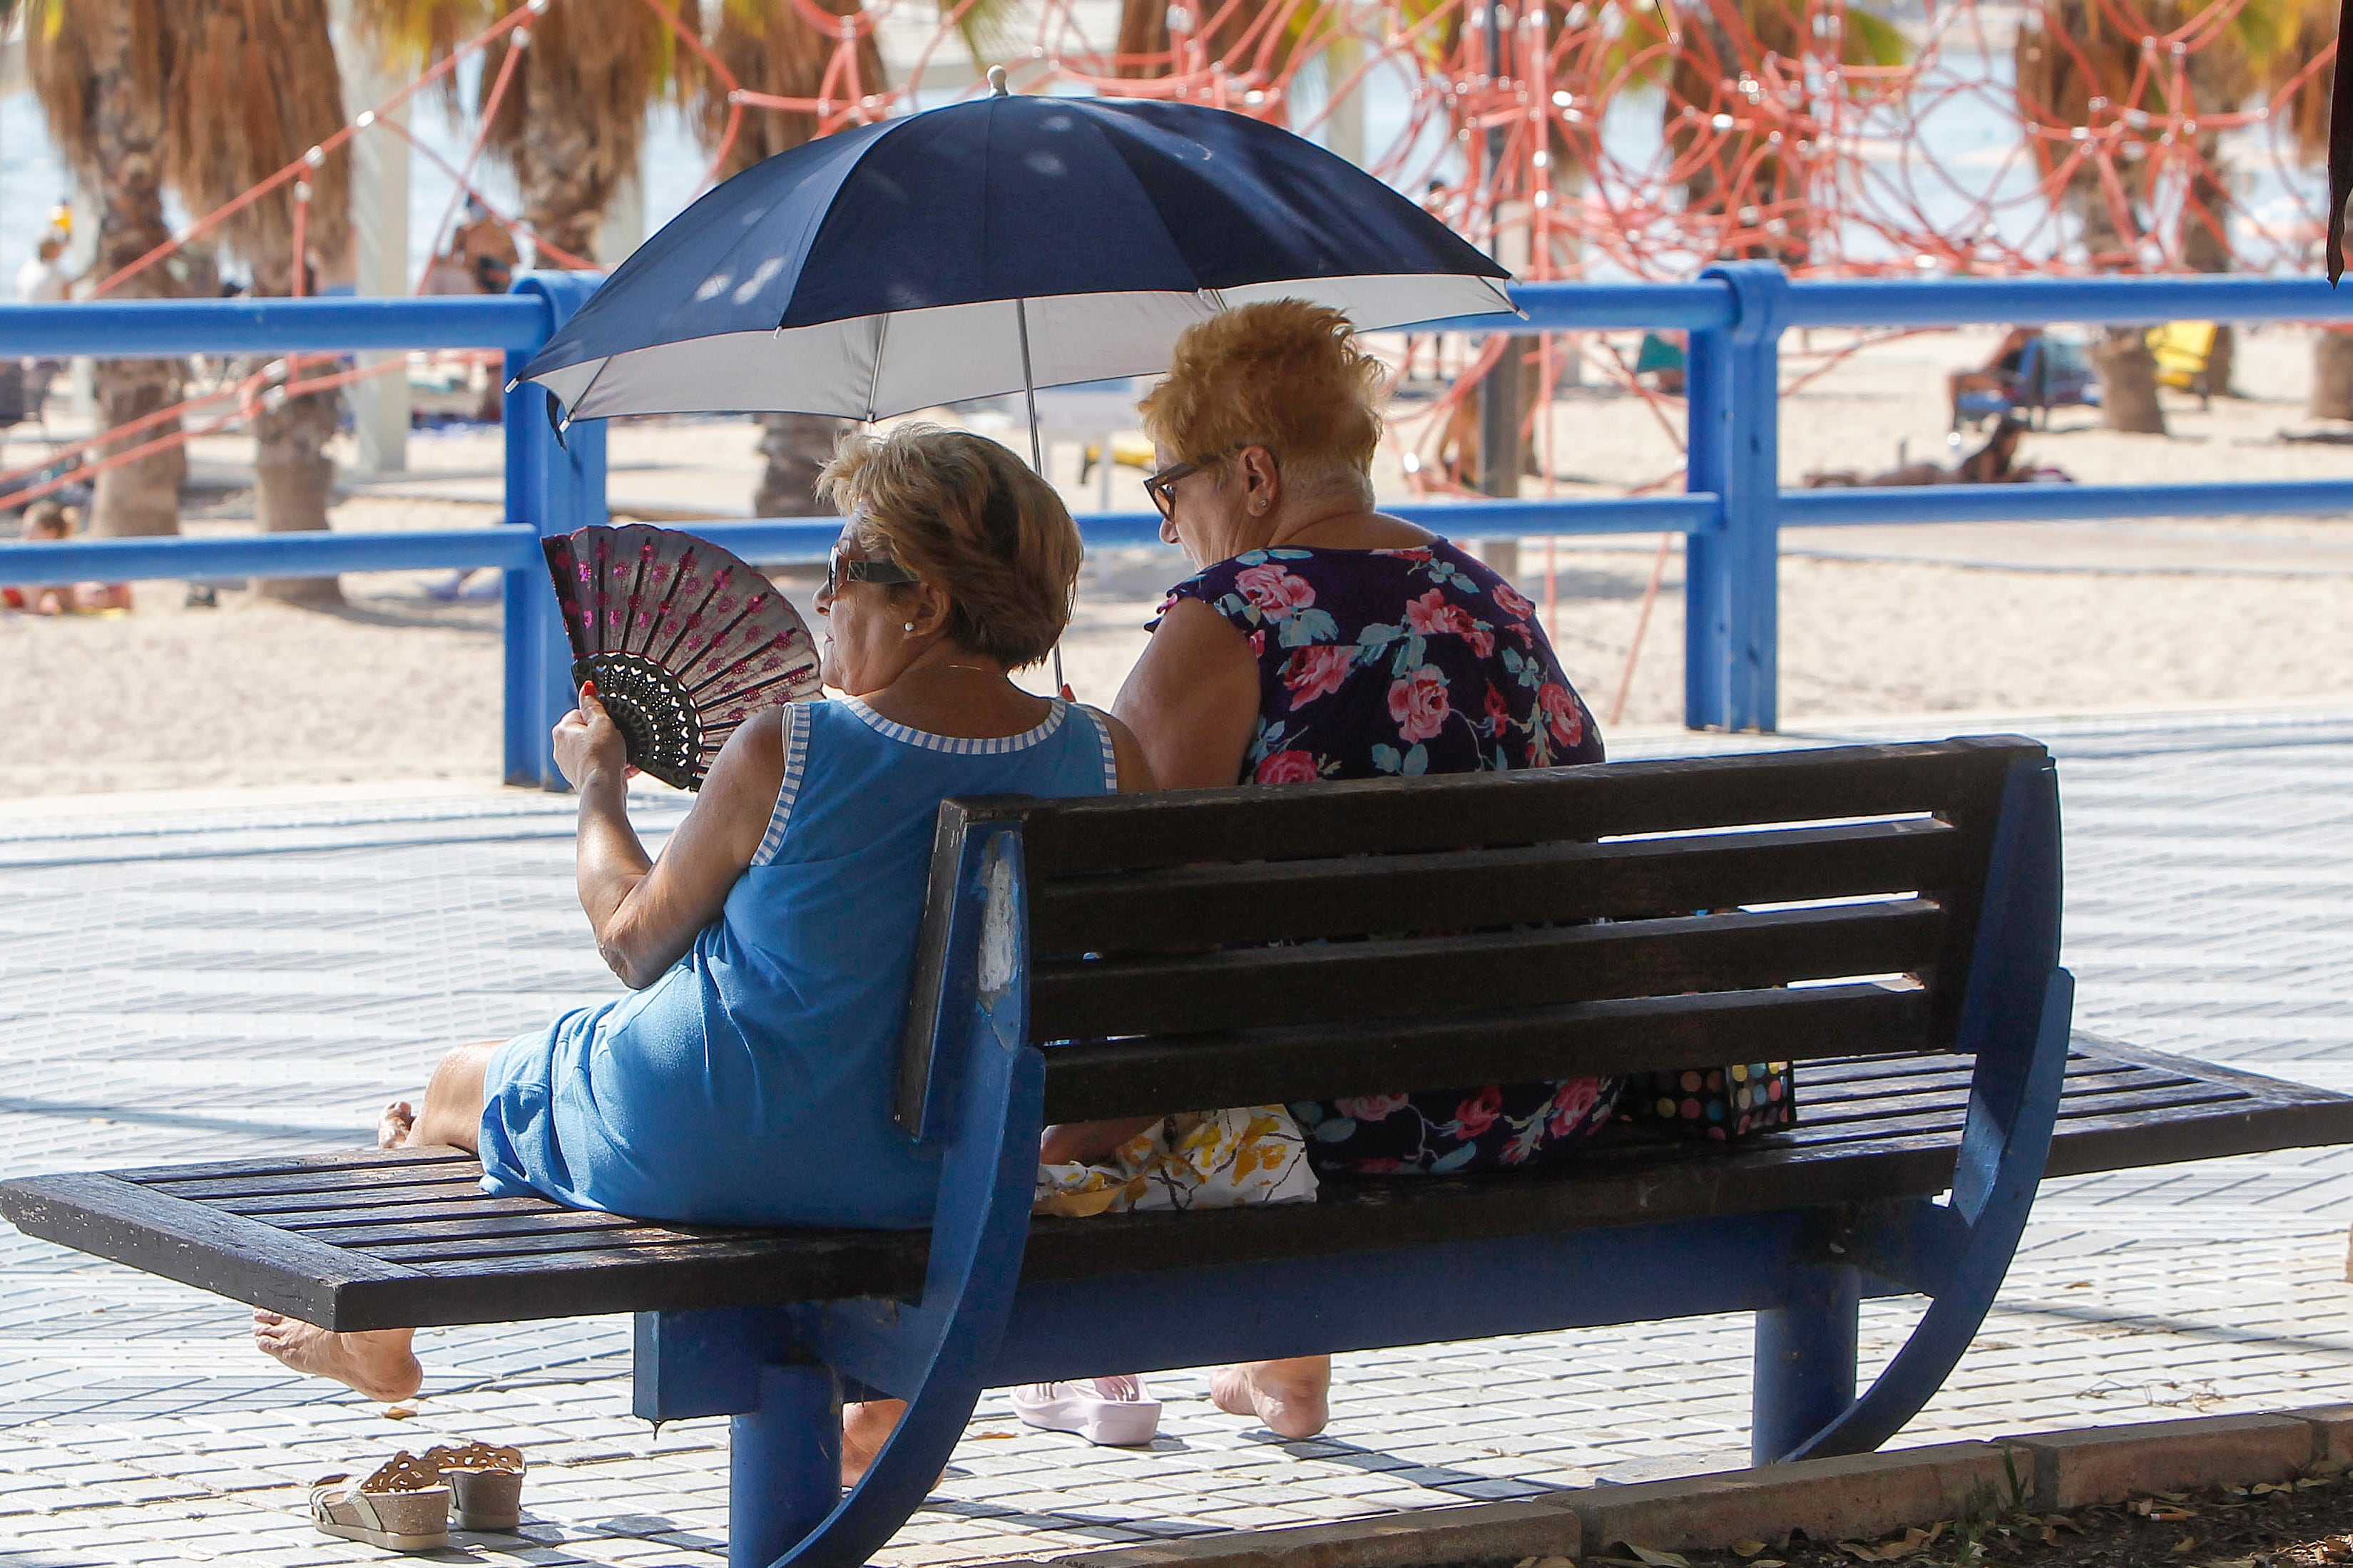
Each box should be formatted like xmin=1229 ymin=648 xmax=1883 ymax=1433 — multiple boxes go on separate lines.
xmin=3 ymin=324 xmax=2349 ymax=801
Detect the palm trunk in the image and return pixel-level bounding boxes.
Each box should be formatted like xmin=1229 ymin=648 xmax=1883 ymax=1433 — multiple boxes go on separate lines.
xmin=2062 ymin=165 xmax=2168 ymax=436
xmin=2311 ymin=332 xmax=2353 ymax=420
xmin=754 ymin=414 xmax=847 ymax=516
xmin=2092 ymin=327 xmax=2167 ymax=434
xmin=84 ymin=11 xmax=185 ymax=540
xmin=245 ymin=255 xmax=344 ymax=605
xmin=2180 ymin=148 xmax=2235 ymax=398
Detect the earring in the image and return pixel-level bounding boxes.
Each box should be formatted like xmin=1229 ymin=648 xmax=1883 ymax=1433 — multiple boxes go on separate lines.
xmin=904 ymin=622 xmax=915 ymax=632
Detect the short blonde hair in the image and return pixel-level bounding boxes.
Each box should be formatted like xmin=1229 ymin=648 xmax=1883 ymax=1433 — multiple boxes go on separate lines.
xmin=818 ymin=424 xmax=1079 ymax=669
xmin=1138 ymin=300 xmax=1384 ymax=488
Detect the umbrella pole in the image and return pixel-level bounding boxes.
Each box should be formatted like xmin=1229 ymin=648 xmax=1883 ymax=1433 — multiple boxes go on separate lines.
xmin=1017 ymin=294 xmax=1068 ymax=696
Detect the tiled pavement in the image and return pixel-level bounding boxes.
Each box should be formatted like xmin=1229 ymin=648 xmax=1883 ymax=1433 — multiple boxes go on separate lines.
xmin=3 ymin=706 xmax=2351 ymax=1566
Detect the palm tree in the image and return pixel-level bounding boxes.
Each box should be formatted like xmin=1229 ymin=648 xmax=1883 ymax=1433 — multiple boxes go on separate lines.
xmin=163 ymin=0 xmax=354 ymax=602
xmin=694 ymin=0 xmax=887 ymax=516
xmin=358 ymin=0 xmax=684 ymax=266
xmin=2015 ymin=0 xmax=2336 ymax=428
xmin=21 ymin=0 xmax=188 ymax=539
xmin=1650 ymin=0 xmax=1909 ymax=269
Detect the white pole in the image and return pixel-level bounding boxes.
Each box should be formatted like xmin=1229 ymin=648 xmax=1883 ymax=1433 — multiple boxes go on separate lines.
xmin=1016 ymin=292 xmax=1067 ymax=694
xmin=332 ymin=0 xmax=410 ymax=474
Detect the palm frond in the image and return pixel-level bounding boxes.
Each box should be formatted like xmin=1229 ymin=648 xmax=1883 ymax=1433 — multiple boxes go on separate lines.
xmin=694 ymin=0 xmax=886 ymax=181
xmin=160 ymin=0 xmax=351 ymax=286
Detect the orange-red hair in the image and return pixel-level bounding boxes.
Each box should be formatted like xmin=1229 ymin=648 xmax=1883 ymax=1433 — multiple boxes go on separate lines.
xmin=1138 ymin=300 xmax=1383 ymax=486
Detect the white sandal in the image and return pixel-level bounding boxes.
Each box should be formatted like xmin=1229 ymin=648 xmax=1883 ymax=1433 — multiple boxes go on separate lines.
xmin=1011 ymin=1376 xmax=1163 ymax=1447
xmin=309 ymin=1454 xmax=449 ymax=1552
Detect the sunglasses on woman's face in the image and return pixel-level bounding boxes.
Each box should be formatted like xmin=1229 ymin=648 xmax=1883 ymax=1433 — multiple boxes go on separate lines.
xmin=1143 ymin=460 xmax=1207 ymax=521
xmin=1143 ymin=446 xmax=1279 ymax=521
xmin=825 ymin=545 xmax=920 ymax=597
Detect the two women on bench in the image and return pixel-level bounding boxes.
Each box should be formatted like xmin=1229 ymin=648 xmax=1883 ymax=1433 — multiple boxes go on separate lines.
xmin=257 ymin=304 xmax=1617 ymax=1458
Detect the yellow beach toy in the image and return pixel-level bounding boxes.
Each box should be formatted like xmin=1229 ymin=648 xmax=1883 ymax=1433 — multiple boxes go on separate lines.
xmin=2146 ymin=320 xmax=2218 ymax=403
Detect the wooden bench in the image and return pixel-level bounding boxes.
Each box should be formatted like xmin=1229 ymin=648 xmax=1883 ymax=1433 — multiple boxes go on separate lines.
xmin=9 ymin=737 xmax=2353 ymax=1568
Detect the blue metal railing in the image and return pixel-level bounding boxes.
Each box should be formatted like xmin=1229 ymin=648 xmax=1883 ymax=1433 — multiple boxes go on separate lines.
xmin=3 ymin=265 xmax=2349 ymax=785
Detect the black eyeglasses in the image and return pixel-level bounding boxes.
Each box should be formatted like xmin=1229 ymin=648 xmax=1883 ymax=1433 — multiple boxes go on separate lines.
xmin=826 ymin=544 xmax=920 ymax=596
xmin=1143 ymin=446 xmax=1278 ymax=520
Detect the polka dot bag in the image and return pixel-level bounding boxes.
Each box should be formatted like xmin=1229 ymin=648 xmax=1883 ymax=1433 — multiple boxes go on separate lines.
xmin=1627 ymin=1062 xmax=1797 ymax=1142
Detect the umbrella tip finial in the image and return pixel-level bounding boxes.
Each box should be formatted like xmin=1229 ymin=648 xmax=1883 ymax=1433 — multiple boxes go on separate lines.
xmin=987 ymin=64 xmax=1011 ymax=97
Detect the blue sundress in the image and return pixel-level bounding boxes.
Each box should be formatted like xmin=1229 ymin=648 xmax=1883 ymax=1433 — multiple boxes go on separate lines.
xmin=1152 ymin=539 xmax=1620 ymax=1174
xmin=477 ymin=697 xmax=1121 ymax=1228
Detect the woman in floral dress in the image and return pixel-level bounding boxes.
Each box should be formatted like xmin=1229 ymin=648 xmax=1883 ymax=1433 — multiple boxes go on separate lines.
xmin=1097 ymin=299 xmax=1616 ymax=1440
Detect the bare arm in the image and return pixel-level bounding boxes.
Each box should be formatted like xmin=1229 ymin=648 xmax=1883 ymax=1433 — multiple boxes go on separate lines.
xmin=558 ymin=695 xmax=787 ymax=989
xmin=1093 ymin=707 xmax=1159 ymax=794
xmin=1111 ymin=597 xmax=1260 ymax=789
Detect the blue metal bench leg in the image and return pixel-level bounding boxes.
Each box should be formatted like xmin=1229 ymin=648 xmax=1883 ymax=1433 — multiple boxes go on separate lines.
xmin=1766 ymin=755 xmax=2072 ymax=1465
xmin=1751 ymin=1263 xmax=1861 ymax=1467
xmin=731 ymin=1363 xmax=844 ymax=1568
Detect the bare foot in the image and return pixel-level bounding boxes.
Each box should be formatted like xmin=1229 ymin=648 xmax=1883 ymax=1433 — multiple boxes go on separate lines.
xmin=1210 ymin=1356 xmax=1330 ymax=1440
xmin=253 ymin=1310 xmax=422 ymax=1403
xmin=377 ymin=1100 xmax=417 ymax=1150
xmin=841 ymin=1398 xmax=906 ymax=1488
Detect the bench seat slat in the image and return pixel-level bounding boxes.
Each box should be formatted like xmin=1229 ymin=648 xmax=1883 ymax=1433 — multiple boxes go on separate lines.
xmin=1794 ymin=1066 xmax=2208 ymax=1124
xmin=223 ymin=1192 xmax=580 ymax=1222
xmin=8 ymin=1040 xmax=2349 ymax=1334
xmin=374 ymin=1226 xmax=772 ymax=1266
xmin=156 ymin=1167 xmax=491 ymax=1203
xmin=283 ymin=1211 xmax=653 ymax=1246
xmin=1778 ymin=1085 xmax=2253 ymax=1149
xmin=1032 ymin=900 xmax=1946 ymax=1040
xmin=1031 ymin=819 xmax=1961 ymax=953
xmin=112 ymin=1147 xmax=474 ymax=1189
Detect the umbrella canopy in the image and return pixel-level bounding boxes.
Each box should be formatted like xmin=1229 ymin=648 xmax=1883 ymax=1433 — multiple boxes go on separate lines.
xmin=516 ymin=91 xmax=1516 ymax=424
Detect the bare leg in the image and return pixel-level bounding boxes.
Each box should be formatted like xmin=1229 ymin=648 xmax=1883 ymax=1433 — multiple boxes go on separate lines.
xmin=401 ymin=1039 xmax=498 ymax=1152
xmin=252 ymin=1040 xmax=500 ymax=1398
xmin=1210 ymin=1356 xmax=1331 ymax=1440
xmin=842 ymin=1398 xmax=907 ymax=1487
xmin=252 ymin=1311 xmax=422 ymax=1402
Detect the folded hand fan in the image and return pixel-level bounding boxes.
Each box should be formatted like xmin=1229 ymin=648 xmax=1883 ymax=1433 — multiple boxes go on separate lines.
xmin=543 ymin=524 xmax=824 ymax=790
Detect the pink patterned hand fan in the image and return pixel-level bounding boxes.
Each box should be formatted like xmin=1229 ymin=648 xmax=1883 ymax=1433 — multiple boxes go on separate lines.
xmin=543 ymin=524 xmax=824 ymax=791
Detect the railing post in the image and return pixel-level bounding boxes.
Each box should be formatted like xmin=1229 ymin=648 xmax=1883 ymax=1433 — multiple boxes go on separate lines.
xmin=1684 ymin=262 xmax=1787 ymax=732
xmin=502 ymin=273 xmax=608 ymax=790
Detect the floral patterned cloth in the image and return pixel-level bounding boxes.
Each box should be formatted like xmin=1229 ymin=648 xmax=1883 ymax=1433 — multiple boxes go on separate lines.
xmin=1151 ymin=539 xmax=1620 ymax=1175
xmin=1033 ymin=1106 xmax=1319 ymax=1216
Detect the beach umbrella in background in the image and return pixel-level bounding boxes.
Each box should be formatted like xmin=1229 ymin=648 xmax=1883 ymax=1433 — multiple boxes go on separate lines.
xmin=514 ymin=71 xmax=1516 ymax=461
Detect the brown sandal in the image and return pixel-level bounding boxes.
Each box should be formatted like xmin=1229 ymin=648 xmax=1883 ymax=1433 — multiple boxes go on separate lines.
xmin=310 ymin=1453 xmax=449 ymax=1552
xmin=418 ymin=1441 xmax=526 ymax=1532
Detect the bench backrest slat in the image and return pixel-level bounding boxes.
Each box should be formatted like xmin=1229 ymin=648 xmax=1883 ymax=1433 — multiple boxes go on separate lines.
xmin=1031 ymin=898 xmax=1946 ymax=1039
xmin=898 ymin=736 xmax=2038 ymax=1133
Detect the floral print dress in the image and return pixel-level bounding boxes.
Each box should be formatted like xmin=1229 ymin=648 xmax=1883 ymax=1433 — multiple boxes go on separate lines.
xmin=1151 ymin=539 xmax=1620 ymax=1175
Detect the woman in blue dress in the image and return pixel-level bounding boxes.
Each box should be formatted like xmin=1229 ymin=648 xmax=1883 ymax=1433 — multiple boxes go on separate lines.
xmin=254 ymin=424 xmax=1152 ymax=1422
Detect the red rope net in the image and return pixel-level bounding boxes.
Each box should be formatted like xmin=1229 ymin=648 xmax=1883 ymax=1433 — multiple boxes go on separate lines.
xmin=19 ymin=0 xmax=2331 ymax=508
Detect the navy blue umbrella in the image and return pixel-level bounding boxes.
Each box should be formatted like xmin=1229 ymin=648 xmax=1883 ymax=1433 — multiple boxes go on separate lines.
xmin=516 ymin=74 xmax=1515 ymax=437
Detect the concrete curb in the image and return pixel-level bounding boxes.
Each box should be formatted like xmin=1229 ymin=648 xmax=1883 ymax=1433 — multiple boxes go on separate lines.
xmin=1030 ymin=1410 xmax=2353 ymax=1567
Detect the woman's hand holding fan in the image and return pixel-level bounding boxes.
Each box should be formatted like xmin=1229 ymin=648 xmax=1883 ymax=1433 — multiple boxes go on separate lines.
xmin=551 ymin=685 xmax=635 ymax=791
xmin=543 ymin=525 xmax=825 ymax=791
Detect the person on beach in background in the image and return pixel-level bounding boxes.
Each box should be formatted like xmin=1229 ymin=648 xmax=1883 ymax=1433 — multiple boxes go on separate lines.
xmin=1946 ymin=326 xmax=2037 ymax=428
xmin=1015 ymin=301 xmax=1616 ymax=1449
xmin=4 ymin=501 xmax=73 ymax=615
xmin=9 ymin=232 xmax=71 ymax=434
xmin=14 ymin=232 xmax=70 ymax=306
xmin=4 ymin=501 xmax=129 ymax=615
xmin=249 ymin=424 xmax=1153 ymax=1485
